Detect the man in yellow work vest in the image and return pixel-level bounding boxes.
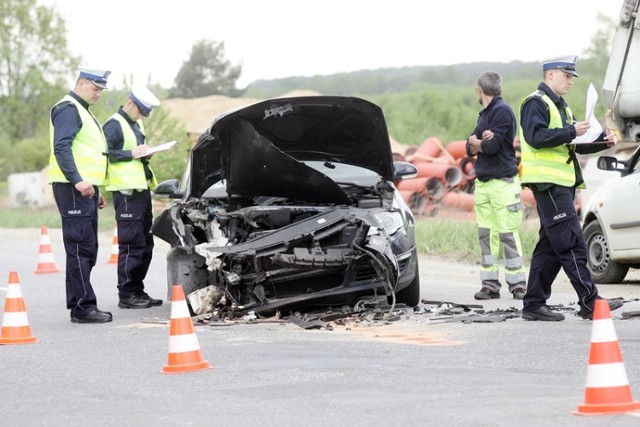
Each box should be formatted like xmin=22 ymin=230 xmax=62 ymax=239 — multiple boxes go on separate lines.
xmin=49 ymin=66 xmax=113 ymax=324
xmin=103 ymin=85 xmax=162 ymax=309
xmin=518 ymin=56 xmax=620 ymax=321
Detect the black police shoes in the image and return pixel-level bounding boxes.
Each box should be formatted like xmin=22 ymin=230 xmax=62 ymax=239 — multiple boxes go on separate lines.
xmin=137 ymin=292 xmax=163 ymax=306
xmin=522 ymin=305 xmax=565 ymax=321
xmin=118 ymin=294 xmax=152 ymax=309
xmin=577 ymin=298 xmax=624 ymax=320
xmin=71 ymin=308 xmax=113 ymax=324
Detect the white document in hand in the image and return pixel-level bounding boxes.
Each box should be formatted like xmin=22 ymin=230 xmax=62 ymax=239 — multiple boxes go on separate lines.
xmin=141 ymin=140 xmax=177 ymax=157
xmin=569 ymin=83 xmax=603 ymax=144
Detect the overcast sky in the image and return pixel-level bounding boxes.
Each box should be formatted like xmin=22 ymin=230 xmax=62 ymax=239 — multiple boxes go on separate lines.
xmin=43 ymin=0 xmax=622 ymax=90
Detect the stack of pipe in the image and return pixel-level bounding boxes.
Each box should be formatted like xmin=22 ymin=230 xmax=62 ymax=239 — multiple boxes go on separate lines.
xmin=395 ymin=136 xmax=476 ymax=219
xmin=393 ymin=136 xmax=582 ymax=220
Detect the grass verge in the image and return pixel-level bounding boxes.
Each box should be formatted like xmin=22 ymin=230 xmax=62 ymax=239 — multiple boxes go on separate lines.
xmin=415 ymin=217 xmax=540 ymax=264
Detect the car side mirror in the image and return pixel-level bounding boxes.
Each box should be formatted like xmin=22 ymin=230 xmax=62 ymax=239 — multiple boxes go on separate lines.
xmin=393 ymin=161 xmax=418 ymax=181
xmin=596 ymin=156 xmax=627 ymax=174
xmin=154 ymin=179 xmax=184 ymax=199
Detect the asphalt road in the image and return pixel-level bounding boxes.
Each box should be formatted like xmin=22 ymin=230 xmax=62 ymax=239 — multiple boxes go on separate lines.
xmin=1 ymin=228 xmax=640 ymax=426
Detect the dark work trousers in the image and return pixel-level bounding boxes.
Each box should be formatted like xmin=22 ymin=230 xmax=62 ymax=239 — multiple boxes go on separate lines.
xmin=113 ymin=190 xmax=154 ymax=299
xmin=523 ymin=185 xmax=599 ymax=314
xmin=52 ymin=183 xmax=100 ymax=319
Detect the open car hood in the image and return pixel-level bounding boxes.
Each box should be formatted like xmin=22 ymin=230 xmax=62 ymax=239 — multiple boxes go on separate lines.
xmin=190 ymin=96 xmax=394 ymax=204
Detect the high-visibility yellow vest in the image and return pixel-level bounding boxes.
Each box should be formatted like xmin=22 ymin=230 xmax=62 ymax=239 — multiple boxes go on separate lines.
xmin=105 ymin=115 xmax=157 ymax=191
xmin=48 ymin=95 xmax=109 ymax=185
xmin=518 ymin=91 xmax=581 ymax=188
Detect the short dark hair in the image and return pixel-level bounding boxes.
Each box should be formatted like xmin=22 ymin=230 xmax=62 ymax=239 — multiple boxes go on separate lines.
xmin=477 ymin=72 xmax=502 ymax=96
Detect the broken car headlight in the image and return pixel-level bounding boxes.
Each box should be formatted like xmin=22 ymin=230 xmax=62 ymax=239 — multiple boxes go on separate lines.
xmin=374 ymin=212 xmax=404 ymax=235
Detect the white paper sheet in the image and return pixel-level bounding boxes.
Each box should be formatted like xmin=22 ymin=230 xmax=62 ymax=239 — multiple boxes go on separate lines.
xmin=569 ymin=83 xmax=603 ymax=144
xmin=140 ymin=140 xmax=177 ymax=157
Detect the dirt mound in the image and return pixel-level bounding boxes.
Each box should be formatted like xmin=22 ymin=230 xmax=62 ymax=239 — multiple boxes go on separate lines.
xmin=162 ymin=95 xmax=260 ymax=135
xmin=162 ymin=90 xmax=322 ymax=135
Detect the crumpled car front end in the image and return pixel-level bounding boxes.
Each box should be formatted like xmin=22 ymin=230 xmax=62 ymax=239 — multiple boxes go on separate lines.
xmin=154 ymin=202 xmax=415 ymax=317
xmin=152 ymin=96 xmax=419 ymax=317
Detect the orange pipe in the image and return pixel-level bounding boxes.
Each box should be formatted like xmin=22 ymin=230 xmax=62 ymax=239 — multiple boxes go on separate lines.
xmin=441 ymin=190 xmax=475 ymax=211
xmin=446 ymin=140 xmax=468 ymax=160
xmin=457 ymin=157 xmax=476 ymax=179
xmin=457 ymin=178 xmax=476 ymax=193
xmin=424 ymin=177 xmax=445 ymax=199
xmin=435 ymin=155 xmax=455 ymax=165
xmin=396 ymin=177 xmax=431 ymax=193
xmin=396 ymin=177 xmax=445 ymax=199
xmin=415 ymin=136 xmax=444 ymax=159
xmin=414 ymin=162 xmax=463 ymax=187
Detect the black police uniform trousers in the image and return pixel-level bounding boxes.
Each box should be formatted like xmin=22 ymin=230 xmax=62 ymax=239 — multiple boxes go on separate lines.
xmin=112 ymin=189 xmax=154 ymax=299
xmin=52 ymin=183 xmax=100 ymax=319
xmin=523 ymin=184 xmax=599 ymax=313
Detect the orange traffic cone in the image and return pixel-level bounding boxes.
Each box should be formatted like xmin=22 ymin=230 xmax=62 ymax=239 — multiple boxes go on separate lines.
xmin=0 ymin=272 xmax=37 ymax=345
xmin=162 ymin=284 xmax=212 ymax=374
xmin=106 ymin=225 xmax=118 ymax=264
xmin=34 ymin=226 xmax=60 ymax=274
xmin=574 ymin=299 xmax=640 ymax=416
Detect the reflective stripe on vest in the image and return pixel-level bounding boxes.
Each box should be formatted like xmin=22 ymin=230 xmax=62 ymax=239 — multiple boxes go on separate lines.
xmin=518 ymin=91 xmax=577 ymax=187
xmin=48 ymin=95 xmax=108 ymax=185
xmin=105 ymin=115 xmax=157 ymax=191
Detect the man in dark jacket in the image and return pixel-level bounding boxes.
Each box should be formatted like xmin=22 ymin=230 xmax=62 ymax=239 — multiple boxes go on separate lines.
xmin=466 ymin=72 xmax=526 ymax=301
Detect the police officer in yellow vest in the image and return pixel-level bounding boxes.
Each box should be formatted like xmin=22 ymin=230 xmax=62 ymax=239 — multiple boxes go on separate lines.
xmin=518 ymin=56 xmax=621 ymax=321
xmin=49 ymin=67 xmax=113 ymax=324
xmin=103 ymin=85 xmax=162 ymax=309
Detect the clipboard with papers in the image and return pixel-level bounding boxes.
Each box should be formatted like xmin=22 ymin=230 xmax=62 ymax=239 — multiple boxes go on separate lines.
xmin=140 ymin=140 xmax=177 ymax=157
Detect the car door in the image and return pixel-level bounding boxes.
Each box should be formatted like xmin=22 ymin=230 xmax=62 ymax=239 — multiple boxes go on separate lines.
xmin=604 ymin=153 xmax=640 ymax=252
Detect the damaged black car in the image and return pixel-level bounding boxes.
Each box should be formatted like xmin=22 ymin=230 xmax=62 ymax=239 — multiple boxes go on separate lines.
xmin=152 ymin=96 xmax=420 ymax=317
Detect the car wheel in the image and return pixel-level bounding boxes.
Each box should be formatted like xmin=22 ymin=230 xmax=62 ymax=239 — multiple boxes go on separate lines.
xmin=584 ymin=221 xmax=629 ymax=284
xmin=393 ymin=257 xmax=421 ymax=307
